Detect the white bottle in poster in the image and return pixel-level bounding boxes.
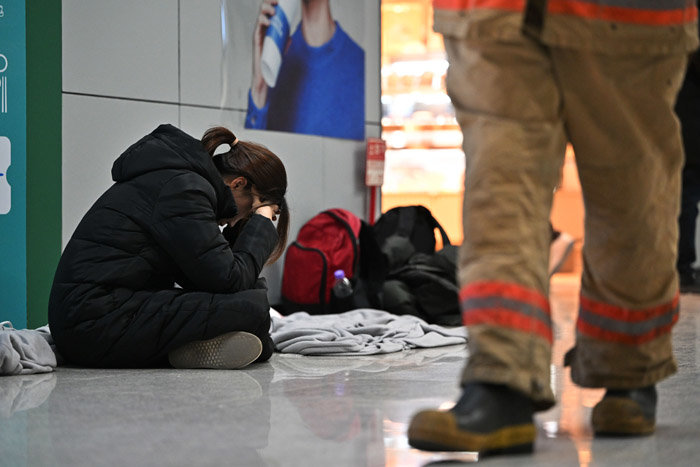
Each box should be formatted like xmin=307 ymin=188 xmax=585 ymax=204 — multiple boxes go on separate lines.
xmin=0 ymin=137 xmax=10 ymax=215
xmin=260 ymin=0 xmax=300 ymax=88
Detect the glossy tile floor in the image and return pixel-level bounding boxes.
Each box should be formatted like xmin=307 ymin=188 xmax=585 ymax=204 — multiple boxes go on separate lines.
xmin=2 ymin=274 xmax=699 ymax=466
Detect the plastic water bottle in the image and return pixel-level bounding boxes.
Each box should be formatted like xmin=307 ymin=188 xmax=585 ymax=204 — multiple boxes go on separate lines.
xmin=0 ymin=136 xmax=10 ymax=215
xmin=332 ymin=269 xmax=353 ymax=299
xmin=260 ymin=0 xmax=300 ymax=88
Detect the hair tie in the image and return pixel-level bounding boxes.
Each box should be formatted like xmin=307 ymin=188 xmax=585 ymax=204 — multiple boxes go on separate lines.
xmin=231 ymin=137 xmax=239 ymax=147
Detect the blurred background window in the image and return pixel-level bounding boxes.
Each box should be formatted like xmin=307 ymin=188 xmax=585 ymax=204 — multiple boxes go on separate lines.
xmin=380 ymin=0 xmax=464 ymax=245
xmin=380 ymin=0 xmax=583 ymax=273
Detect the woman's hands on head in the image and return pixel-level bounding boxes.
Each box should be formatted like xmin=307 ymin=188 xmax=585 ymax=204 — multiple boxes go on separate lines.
xmin=219 ymin=195 xmax=278 ymax=228
xmin=224 ymin=175 xmax=279 ymax=225
xmin=253 ymin=194 xmax=280 ymax=222
xmin=254 ymin=205 xmax=279 ymax=222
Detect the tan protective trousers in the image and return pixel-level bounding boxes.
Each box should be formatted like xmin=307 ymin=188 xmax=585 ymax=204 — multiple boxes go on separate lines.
xmin=444 ymin=29 xmax=688 ymax=409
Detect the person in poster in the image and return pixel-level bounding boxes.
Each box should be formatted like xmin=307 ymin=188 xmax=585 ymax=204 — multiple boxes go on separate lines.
xmin=245 ymin=0 xmax=365 ymax=140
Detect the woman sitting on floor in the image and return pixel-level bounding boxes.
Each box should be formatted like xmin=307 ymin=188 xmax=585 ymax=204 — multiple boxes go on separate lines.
xmin=49 ymin=123 xmax=288 ymax=369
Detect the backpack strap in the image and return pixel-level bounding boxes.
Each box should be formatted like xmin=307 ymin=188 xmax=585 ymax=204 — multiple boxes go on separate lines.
xmin=432 ymin=217 xmax=451 ymax=247
xmin=324 ymin=208 xmax=361 ymax=270
xmin=382 ymin=205 xmax=452 ymax=252
xmin=417 ymin=206 xmax=451 ymax=248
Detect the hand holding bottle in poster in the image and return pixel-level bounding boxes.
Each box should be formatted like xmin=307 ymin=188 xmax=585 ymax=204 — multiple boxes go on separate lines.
xmin=251 ymin=0 xmax=300 ymax=109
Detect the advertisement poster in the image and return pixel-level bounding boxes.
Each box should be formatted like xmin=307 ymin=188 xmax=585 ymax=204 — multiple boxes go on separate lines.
xmin=223 ymin=0 xmax=366 ymax=141
xmin=0 ymin=1 xmax=27 ymax=327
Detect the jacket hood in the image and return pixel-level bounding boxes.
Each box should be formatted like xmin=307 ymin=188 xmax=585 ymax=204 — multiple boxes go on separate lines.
xmin=111 ymin=124 xmax=237 ymax=218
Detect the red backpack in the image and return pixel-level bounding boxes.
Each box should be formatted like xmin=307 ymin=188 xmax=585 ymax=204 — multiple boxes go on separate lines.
xmin=281 ymin=208 xmax=385 ymax=314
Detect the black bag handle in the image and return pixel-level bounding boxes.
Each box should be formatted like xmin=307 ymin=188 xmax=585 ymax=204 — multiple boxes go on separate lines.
xmin=431 ymin=216 xmax=451 ymax=248
xmin=386 ymin=205 xmax=452 ymax=250
xmin=409 ymin=205 xmax=452 ymax=248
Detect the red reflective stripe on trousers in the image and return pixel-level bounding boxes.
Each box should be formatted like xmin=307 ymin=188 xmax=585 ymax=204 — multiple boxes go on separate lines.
xmin=463 ymin=308 xmax=553 ymax=343
xmin=460 ymin=281 xmax=550 ymax=312
xmin=434 ymin=0 xmax=697 ymax=25
xmin=580 ymin=293 xmax=680 ymax=323
xmin=433 ymin=0 xmax=523 ymax=11
xmin=461 ymin=281 xmax=552 ymax=343
xmin=548 ymin=0 xmax=698 ymax=26
xmin=577 ymin=314 xmax=679 ymax=345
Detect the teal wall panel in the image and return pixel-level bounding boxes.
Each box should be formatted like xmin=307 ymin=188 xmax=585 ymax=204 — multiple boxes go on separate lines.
xmin=0 ymin=1 xmax=61 ymax=328
xmin=0 ymin=0 xmax=27 ymax=328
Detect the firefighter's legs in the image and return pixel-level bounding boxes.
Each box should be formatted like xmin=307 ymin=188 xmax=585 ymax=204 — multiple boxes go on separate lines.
xmin=553 ymin=48 xmax=687 ymax=435
xmin=409 ymin=30 xmax=565 ymax=454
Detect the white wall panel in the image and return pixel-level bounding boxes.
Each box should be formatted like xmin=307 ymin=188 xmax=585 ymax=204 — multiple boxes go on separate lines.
xmin=364 ymin=0 xmax=382 ymax=124
xmin=62 ymin=94 xmax=179 ymax=246
xmin=62 ymin=0 xmax=179 ymax=102
xmin=180 ymin=0 xmax=226 ymax=108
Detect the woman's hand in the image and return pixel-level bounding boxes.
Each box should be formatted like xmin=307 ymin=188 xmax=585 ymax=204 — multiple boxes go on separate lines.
xmin=255 ymin=205 xmax=280 ymax=222
xmin=251 ymin=0 xmax=277 ymax=108
xmin=252 ymin=194 xmax=280 ymax=222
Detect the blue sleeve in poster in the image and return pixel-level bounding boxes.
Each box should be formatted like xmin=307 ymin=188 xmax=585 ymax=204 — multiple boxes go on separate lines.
xmin=245 ymin=89 xmax=269 ymax=130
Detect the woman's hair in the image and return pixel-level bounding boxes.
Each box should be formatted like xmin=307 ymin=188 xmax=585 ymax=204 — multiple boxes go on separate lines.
xmin=201 ymin=126 xmax=289 ymax=264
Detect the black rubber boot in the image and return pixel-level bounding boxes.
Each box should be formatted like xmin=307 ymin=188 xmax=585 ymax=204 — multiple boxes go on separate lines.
xmin=592 ymin=385 xmax=657 ymax=436
xmin=408 ymin=382 xmax=536 ymax=455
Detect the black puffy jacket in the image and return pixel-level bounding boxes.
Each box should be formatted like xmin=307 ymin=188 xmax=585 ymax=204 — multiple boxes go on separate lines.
xmin=49 ymin=124 xmax=278 ymax=366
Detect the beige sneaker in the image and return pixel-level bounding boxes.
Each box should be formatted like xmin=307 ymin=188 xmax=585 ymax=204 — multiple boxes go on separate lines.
xmin=168 ymin=331 xmax=262 ymax=369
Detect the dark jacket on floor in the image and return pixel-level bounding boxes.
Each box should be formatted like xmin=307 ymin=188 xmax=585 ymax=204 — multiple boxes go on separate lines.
xmin=49 ymin=124 xmax=278 ymax=367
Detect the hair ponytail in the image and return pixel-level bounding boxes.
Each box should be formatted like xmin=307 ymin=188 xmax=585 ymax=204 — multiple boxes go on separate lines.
xmin=202 ymin=126 xmax=237 ymax=156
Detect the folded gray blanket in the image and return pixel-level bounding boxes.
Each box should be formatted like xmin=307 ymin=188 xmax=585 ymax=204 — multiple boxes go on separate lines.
xmin=0 ymin=322 xmax=57 ymax=376
xmin=270 ymin=308 xmax=467 ymax=355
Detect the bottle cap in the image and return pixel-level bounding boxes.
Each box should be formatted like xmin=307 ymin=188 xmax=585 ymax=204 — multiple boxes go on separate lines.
xmin=334 ymin=270 xmax=345 ymax=280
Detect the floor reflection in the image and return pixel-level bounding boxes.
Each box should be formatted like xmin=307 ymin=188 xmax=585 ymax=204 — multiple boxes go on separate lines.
xmin=0 ymin=372 xmax=56 ymax=418
xmin=539 ymin=274 xmax=601 ymax=466
xmin=269 ymin=344 xmax=467 ymax=466
xmin=0 ymin=273 xmax=698 ymax=466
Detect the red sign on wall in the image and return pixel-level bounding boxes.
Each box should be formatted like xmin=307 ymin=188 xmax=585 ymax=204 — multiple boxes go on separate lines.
xmin=365 ymin=137 xmax=386 ymax=187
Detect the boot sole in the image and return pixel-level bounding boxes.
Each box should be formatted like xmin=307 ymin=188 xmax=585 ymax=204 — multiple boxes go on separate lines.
xmin=408 ymin=410 xmax=535 ymax=455
xmin=168 ymin=331 xmax=262 ymax=369
xmin=592 ymin=397 xmax=655 ymax=436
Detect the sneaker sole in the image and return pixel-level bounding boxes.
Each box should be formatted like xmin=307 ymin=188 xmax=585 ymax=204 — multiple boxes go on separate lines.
xmin=408 ymin=410 xmax=535 ymax=455
xmin=592 ymin=397 xmax=655 ymax=436
xmin=168 ymin=331 xmax=263 ymax=370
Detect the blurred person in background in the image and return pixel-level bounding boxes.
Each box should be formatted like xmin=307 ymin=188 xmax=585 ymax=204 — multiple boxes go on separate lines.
xmin=676 ymin=9 xmax=700 ymax=294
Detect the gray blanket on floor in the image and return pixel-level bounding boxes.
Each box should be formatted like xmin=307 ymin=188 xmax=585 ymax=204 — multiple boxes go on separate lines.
xmin=0 ymin=322 xmax=57 ymax=376
xmin=270 ymin=308 xmax=467 ymax=355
